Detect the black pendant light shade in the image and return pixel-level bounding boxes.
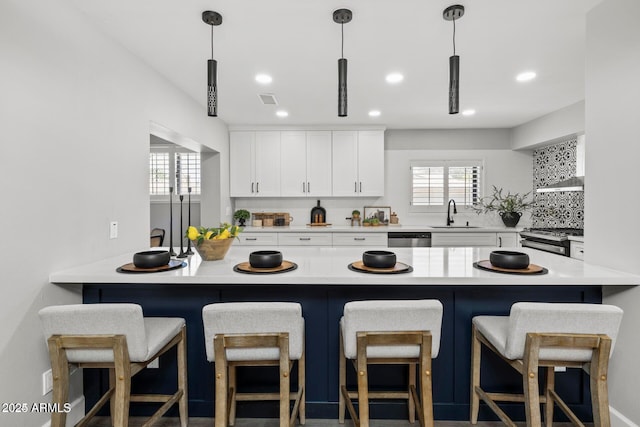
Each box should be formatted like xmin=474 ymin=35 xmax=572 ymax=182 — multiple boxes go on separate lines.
xmin=333 ymin=9 xmax=352 ymax=118
xmin=443 ymin=5 xmax=464 ymax=115
xmin=207 ymin=59 xmax=218 ymax=117
xmin=202 ymin=11 xmax=222 ymax=117
xmin=338 ymin=58 xmax=348 ymax=117
xmin=449 ymin=55 xmax=460 ymax=114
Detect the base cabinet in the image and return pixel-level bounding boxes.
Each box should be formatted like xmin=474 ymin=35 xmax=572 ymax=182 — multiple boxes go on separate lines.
xmin=432 ymin=232 xmax=497 ymax=247
xmin=570 ymin=241 xmax=584 ymax=260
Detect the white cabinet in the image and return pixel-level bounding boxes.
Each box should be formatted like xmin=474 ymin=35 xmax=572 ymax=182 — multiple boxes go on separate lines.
xmin=332 ymin=233 xmax=387 ymax=247
xmin=570 ymin=241 xmax=584 ymax=260
xmin=332 ymin=131 xmax=384 ymax=197
xmin=496 ymin=232 xmax=519 ymax=248
xmin=230 ymin=131 xmax=281 ymax=197
xmin=432 ymin=232 xmax=497 ymax=247
xmin=280 ymin=131 xmax=332 ymax=197
xmin=278 ymin=233 xmax=332 ymax=246
xmin=235 ymin=232 xmax=278 ymax=246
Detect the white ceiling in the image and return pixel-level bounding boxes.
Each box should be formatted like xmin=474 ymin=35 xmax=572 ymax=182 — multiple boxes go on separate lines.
xmin=66 ymin=0 xmax=601 ymax=129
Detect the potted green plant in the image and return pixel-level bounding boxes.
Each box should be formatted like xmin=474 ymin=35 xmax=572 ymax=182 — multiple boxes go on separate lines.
xmin=472 ymin=185 xmax=533 ymax=227
xmin=233 ymin=209 xmax=251 ymax=227
xmin=351 ymin=209 xmax=361 ymax=219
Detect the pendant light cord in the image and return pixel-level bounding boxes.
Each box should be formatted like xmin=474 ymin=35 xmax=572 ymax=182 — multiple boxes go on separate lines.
xmin=452 ymin=17 xmax=457 ymax=56
xmin=341 ymin=22 xmax=344 ymax=59
xmin=210 ymin=24 xmax=214 ymax=60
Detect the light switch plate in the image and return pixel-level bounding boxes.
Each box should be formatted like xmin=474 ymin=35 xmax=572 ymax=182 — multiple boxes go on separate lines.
xmin=109 ymin=221 xmax=118 ymax=239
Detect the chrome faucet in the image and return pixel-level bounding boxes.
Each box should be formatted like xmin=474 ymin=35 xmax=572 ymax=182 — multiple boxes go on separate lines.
xmin=446 ymin=199 xmax=457 ymax=226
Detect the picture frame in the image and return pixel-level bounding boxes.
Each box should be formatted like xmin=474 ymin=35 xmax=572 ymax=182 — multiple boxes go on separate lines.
xmin=363 ymin=206 xmax=391 ymax=225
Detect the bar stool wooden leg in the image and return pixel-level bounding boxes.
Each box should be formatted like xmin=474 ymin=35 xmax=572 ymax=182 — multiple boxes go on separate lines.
xmin=523 ymin=334 xmax=542 ymax=427
xmin=418 ymin=332 xmax=434 ymax=427
xmin=298 ymin=349 xmax=306 ymax=424
xmin=545 ymin=367 xmax=555 ymax=427
xmin=470 ymin=324 xmax=481 ymax=424
xmin=48 ymin=336 xmax=69 ymax=427
xmin=228 ymin=366 xmax=237 ymax=426
xmin=356 ymin=333 xmax=370 ymax=427
xmin=590 ymin=337 xmax=612 ymax=427
xmin=214 ymin=335 xmax=228 ymax=427
xmin=177 ymin=327 xmax=189 ymax=427
xmin=408 ymin=363 xmax=416 ymax=423
xmin=338 ymin=329 xmax=346 ymax=424
xmin=279 ymin=334 xmax=290 ymax=427
xmin=112 ymin=336 xmax=131 ymax=427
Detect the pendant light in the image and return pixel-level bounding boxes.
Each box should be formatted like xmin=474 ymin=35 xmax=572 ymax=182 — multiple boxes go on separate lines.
xmin=333 ymin=9 xmax=352 ymax=117
xmin=443 ymin=5 xmax=464 ymax=114
xmin=202 ymin=11 xmax=222 ymax=117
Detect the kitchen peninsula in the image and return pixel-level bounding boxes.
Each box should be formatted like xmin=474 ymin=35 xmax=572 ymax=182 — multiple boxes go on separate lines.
xmin=50 ymin=247 xmax=639 ymax=421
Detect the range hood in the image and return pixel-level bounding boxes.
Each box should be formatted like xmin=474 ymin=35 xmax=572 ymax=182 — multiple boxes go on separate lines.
xmin=536 ymin=176 xmax=584 ymax=193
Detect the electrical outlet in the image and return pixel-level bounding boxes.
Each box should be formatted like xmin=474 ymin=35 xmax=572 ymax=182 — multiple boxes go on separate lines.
xmin=109 ymin=221 xmax=118 ymax=239
xmin=148 ymin=358 xmax=159 ymax=369
xmin=42 ymin=369 xmax=53 ymax=395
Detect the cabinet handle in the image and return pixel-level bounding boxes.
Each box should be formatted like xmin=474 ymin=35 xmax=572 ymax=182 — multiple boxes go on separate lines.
xmin=307 ymin=182 xmax=310 ymax=193
xmin=245 ymin=238 xmax=257 ymax=241
xmin=359 ymin=182 xmax=362 ymax=192
xmin=302 ymin=182 xmax=306 ymax=193
xmin=251 ymin=182 xmax=254 ymax=193
xmin=354 ymin=182 xmax=357 ymax=193
xmin=354 ymin=237 xmax=366 ymax=241
xmin=299 ymin=237 xmax=311 ymax=241
xmin=498 ymin=236 xmax=502 ymax=247
xmin=256 ymin=182 xmax=259 ymax=193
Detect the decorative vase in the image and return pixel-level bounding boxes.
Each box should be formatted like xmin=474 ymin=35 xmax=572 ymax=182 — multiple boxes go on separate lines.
xmin=500 ymin=212 xmax=522 ymax=228
xmin=192 ymin=238 xmax=234 ymax=261
xmin=238 ymin=218 xmax=246 ymax=227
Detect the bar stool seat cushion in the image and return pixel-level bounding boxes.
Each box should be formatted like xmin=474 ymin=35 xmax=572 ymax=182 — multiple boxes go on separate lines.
xmin=341 ymin=299 xmax=443 ymax=359
xmin=473 ymin=302 xmax=623 ymax=362
xmin=202 ymin=302 xmax=304 ymax=362
xmin=39 ymin=303 xmax=185 ymax=363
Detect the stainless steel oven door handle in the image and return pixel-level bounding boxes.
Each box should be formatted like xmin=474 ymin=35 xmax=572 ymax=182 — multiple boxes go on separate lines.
xmin=520 ymin=239 xmax=567 ymax=255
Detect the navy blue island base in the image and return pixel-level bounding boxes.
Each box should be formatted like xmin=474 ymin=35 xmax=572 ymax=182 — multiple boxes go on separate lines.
xmin=83 ymin=283 xmax=601 ymax=422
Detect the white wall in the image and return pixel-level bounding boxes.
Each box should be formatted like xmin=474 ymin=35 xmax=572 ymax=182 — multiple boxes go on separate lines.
xmin=586 ymin=0 xmax=640 ymax=424
xmin=510 ymin=101 xmax=585 ymax=150
xmin=0 ymin=1 xmax=228 ymax=425
xmin=237 ymin=129 xmax=533 ymax=227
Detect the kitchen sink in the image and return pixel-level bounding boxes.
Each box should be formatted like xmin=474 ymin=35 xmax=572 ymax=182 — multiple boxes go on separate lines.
xmin=430 ymin=226 xmax=482 ymax=228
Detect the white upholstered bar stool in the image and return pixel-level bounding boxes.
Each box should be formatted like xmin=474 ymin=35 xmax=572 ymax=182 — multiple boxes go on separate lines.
xmin=39 ymin=303 xmax=188 ymax=427
xmin=339 ymin=299 xmax=443 ymax=427
xmin=470 ymin=302 xmax=623 ymax=427
xmin=202 ymin=302 xmax=305 ymax=427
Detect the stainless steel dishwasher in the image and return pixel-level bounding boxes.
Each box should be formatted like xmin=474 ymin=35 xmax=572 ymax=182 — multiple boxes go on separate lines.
xmin=387 ymin=232 xmax=432 ymax=247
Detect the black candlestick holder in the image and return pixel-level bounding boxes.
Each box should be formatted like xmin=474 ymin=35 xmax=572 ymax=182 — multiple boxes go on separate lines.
xmin=176 ymin=194 xmax=187 ymax=258
xmin=185 ymin=187 xmax=194 ymax=255
xmin=168 ymin=187 xmax=176 ymax=256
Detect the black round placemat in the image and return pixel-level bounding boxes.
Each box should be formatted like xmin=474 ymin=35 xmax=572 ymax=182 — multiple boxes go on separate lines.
xmin=117 ymin=259 xmax=186 ymax=274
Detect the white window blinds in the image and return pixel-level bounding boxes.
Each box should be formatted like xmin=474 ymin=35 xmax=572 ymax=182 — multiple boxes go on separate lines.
xmin=411 ymin=160 xmax=482 ymax=208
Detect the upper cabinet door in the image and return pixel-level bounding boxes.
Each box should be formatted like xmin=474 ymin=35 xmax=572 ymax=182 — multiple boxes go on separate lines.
xmin=229 ymin=131 xmax=255 ymax=197
xmin=306 ymin=131 xmax=332 ymax=197
xmin=254 ymin=131 xmax=281 ymax=197
xmin=280 ymin=131 xmax=307 ymax=197
xmin=332 ymin=131 xmax=359 ymax=196
xmin=357 ymin=131 xmax=384 ymax=197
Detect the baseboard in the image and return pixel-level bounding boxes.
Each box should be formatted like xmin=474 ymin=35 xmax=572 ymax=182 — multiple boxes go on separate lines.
xmin=40 ymin=396 xmax=84 ymax=427
xmin=611 ymin=406 xmax=639 ymax=427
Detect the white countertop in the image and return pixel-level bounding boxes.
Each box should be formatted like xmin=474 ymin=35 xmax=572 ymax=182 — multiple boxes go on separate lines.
xmin=240 ymin=225 xmax=522 ymax=233
xmin=50 ymin=246 xmax=638 ymax=286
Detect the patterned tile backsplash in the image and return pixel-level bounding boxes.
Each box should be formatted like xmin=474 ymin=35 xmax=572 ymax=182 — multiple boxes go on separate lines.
xmin=532 ymin=136 xmax=584 ymax=228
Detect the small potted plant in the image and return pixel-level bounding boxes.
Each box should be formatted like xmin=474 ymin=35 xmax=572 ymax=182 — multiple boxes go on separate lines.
xmin=233 ymin=209 xmax=251 ymax=227
xmin=351 ymin=209 xmax=360 ymax=219
xmin=362 ymin=218 xmax=372 ymax=227
xmin=472 ymin=185 xmax=533 ymax=227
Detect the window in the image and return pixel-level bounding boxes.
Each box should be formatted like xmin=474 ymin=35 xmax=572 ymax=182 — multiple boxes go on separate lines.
xmin=410 ymin=160 xmax=482 ymax=211
xmin=149 ymin=148 xmax=201 ymax=198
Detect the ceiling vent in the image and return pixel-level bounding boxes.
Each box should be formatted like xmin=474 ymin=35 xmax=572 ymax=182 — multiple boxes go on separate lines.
xmin=258 ymin=93 xmax=278 ymax=105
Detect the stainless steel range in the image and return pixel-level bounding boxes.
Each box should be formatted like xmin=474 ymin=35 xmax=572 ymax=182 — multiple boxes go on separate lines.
xmin=519 ymin=228 xmax=584 ymax=257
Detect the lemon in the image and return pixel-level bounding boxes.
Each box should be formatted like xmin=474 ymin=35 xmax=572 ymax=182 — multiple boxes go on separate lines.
xmin=187 ymin=226 xmax=200 ymax=240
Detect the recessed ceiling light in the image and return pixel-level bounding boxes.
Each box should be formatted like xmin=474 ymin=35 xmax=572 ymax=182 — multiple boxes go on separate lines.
xmin=385 ymin=73 xmax=404 ymax=84
xmin=276 ymin=110 xmax=288 ymax=118
xmin=255 ymin=74 xmax=273 ymax=84
xmin=516 ymin=71 xmax=537 ymax=82
xmin=368 ymin=110 xmax=381 ymax=117
xmin=462 ymin=109 xmax=476 ymax=116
